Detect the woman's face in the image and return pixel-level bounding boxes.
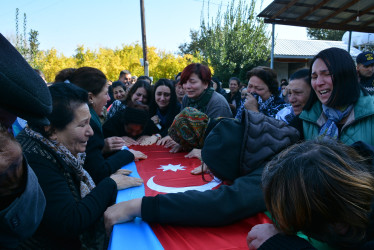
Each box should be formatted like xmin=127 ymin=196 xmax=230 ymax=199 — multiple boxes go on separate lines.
xmin=52 ymin=104 xmax=94 ymax=156
xmin=175 ymin=83 xmax=185 ymax=100
xmin=287 ymin=79 xmax=311 ymax=115
xmin=183 ymin=73 xmax=208 ymax=99
xmin=155 ymin=85 xmax=171 ymax=110
xmin=248 ymin=76 xmax=271 ymax=100
xmin=113 ymin=86 xmax=126 ymax=101
xmin=91 ymin=85 xmax=110 ymax=116
xmin=131 ymin=87 xmax=148 ymax=104
xmin=311 ymin=58 xmax=334 ymax=105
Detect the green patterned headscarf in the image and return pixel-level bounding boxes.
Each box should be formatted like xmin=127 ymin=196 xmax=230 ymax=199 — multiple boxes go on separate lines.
xmin=168 ymin=107 xmax=209 ymax=150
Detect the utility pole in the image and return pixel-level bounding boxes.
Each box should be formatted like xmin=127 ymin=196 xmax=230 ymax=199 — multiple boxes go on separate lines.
xmin=140 ymin=0 xmax=149 ymax=76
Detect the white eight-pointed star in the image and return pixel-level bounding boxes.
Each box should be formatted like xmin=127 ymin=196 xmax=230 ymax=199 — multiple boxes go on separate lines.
xmin=157 ymin=164 xmax=186 ymax=172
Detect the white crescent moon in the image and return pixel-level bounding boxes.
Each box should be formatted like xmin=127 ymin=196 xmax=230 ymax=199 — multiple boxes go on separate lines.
xmin=147 ymin=176 xmax=221 ymax=193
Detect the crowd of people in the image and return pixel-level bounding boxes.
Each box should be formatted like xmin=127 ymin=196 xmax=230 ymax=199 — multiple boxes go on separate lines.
xmin=2 ymin=29 xmax=374 ymax=249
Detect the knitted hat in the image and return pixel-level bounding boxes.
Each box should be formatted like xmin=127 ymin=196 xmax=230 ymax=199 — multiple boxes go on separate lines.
xmin=0 ymin=34 xmax=52 ymax=126
xmin=168 ymin=107 xmax=209 ymax=149
xmin=122 ymin=106 xmax=149 ymax=125
xmin=201 ymin=118 xmax=244 ymax=181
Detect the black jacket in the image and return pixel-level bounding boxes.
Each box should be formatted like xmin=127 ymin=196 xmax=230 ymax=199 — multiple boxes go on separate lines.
xmin=17 ymin=130 xmax=117 ymax=249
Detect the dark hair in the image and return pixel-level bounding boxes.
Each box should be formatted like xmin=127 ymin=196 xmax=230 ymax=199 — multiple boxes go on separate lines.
xmin=120 ymin=102 xmax=149 ymax=126
xmin=180 ymin=63 xmax=212 ymax=87
xmin=247 ymin=66 xmax=279 ymax=96
xmin=304 ymin=47 xmax=361 ymax=110
xmin=111 ymin=81 xmax=126 ymax=94
xmin=124 ymin=80 xmax=152 ymax=106
xmin=229 ymin=77 xmax=240 ymax=86
xmin=29 ymin=83 xmax=89 ymax=137
xmin=262 ymin=139 xmax=374 ymax=248
xmin=137 ymin=75 xmax=152 ymax=84
xmin=149 ymin=79 xmax=178 ymax=115
xmin=280 ymin=79 xmax=288 ymax=86
xmin=211 ymin=77 xmax=222 ymax=91
xmin=175 ymin=72 xmax=182 ymax=81
xmin=65 ymin=67 xmax=107 ymax=96
xmin=289 ymin=68 xmax=310 ymax=82
xmin=119 ymin=70 xmax=131 ymax=78
xmin=54 ymin=68 xmax=77 ymax=83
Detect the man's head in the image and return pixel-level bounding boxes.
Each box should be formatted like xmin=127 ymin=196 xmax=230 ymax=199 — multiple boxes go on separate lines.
xmin=118 ymin=70 xmax=132 ymax=86
xmin=356 ymin=51 xmax=374 ymax=78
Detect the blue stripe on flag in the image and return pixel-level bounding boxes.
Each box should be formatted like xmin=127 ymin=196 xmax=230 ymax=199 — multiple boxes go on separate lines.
xmin=108 ymin=162 xmax=164 ymax=250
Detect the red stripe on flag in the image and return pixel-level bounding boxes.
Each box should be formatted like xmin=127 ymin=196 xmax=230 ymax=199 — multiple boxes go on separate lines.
xmin=130 ymin=145 xmax=272 ymax=250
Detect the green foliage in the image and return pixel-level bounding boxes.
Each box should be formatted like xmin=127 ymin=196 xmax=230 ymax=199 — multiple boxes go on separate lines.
xmin=14 ymin=8 xmax=40 ymax=67
xmin=179 ymin=0 xmax=270 ymax=86
xmin=307 ymin=28 xmax=345 ymax=41
xmin=33 ymin=44 xmax=200 ymax=83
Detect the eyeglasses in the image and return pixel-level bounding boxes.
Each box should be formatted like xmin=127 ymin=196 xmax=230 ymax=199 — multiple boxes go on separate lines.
xmin=201 ymin=161 xmax=215 ymax=182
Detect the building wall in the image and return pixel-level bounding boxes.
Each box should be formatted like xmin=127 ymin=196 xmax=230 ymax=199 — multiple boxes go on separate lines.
xmin=274 ymin=61 xmax=310 ymax=84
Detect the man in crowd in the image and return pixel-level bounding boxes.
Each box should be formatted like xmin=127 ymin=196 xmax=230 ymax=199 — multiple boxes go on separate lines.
xmin=0 ymin=33 xmax=52 ymax=248
xmin=118 ymin=70 xmax=132 ymax=88
xmin=356 ymin=51 xmax=374 ymax=94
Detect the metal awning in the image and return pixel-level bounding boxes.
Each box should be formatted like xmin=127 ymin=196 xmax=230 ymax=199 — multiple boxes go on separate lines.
xmin=258 ymin=0 xmax=374 ymax=33
xmin=258 ymin=0 xmax=374 ymax=68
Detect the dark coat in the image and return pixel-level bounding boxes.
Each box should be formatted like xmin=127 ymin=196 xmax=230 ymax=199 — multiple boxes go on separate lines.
xmin=17 ymin=130 xmax=117 ymax=249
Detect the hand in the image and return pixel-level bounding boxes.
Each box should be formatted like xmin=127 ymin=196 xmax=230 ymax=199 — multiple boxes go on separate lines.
xmin=128 ymin=149 xmax=147 ymax=161
xmin=190 ymin=164 xmax=208 ymax=175
xmin=103 ymin=137 xmax=126 ymax=154
xmin=151 ymin=115 xmax=160 ymax=125
xmin=244 ymin=93 xmax=259 ymax=112
xmin=110 ymin=173 xmax=143 ymax=190
xmin=185 ymin=148 xmax=201 ymax=159
xmin=247 ymin=224 xmax=279 ymax=250
xmin=114 ymin=169 xmax=132 ymax=175
xmin=138 ymin=135 xmax=158 ymax=146
xmin=122 ymin=136 xmax=139 ymax=146
xmin=104 ymin=198 xmax=142 ymax=236
xmin=157 ymin=135 xmax=172 ymax=146
xmin=169 ymin=144 xmax=183 ymax=153
xmin=163 ymin=137 xmax=179 ymax=148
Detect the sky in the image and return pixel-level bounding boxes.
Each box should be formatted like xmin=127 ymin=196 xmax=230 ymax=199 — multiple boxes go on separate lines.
xmin=0 ymin=0 xmax=308 ymax=57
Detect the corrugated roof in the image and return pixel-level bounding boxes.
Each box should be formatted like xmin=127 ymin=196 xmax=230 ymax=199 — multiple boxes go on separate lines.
xmin=258 ymin=0 xmax=374 ymax=33
xmin=274 ymin=39 xmax=362 ymax=58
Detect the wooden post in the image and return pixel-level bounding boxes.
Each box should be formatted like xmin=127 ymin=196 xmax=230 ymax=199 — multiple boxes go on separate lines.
xmin=140 ymin=0 xmax=149 ymax=76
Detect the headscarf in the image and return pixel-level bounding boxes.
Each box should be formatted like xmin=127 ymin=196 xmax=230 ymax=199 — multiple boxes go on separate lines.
xmin=168 ymin=107 xmax=209 ymax=150
xmin=319 ymin=104 xmax=353 ymax=139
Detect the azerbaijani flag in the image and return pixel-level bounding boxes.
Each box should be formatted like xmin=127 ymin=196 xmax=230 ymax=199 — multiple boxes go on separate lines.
xmin=109 ymin=145 xmax=272 ymax=250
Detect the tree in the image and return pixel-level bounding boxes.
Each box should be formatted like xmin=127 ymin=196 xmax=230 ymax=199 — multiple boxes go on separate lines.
xmin=29 ymin=29 xmax=40 ymax=66
xmin=33 ymin=43 xmax=200 ymax=83
xmin=307 ymin=28 xmax=345 ymax=41
xmin=14 ymin=8 xmax=41 ymax=66
xmin=179 ymin=0 xmax=270 ymax=86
